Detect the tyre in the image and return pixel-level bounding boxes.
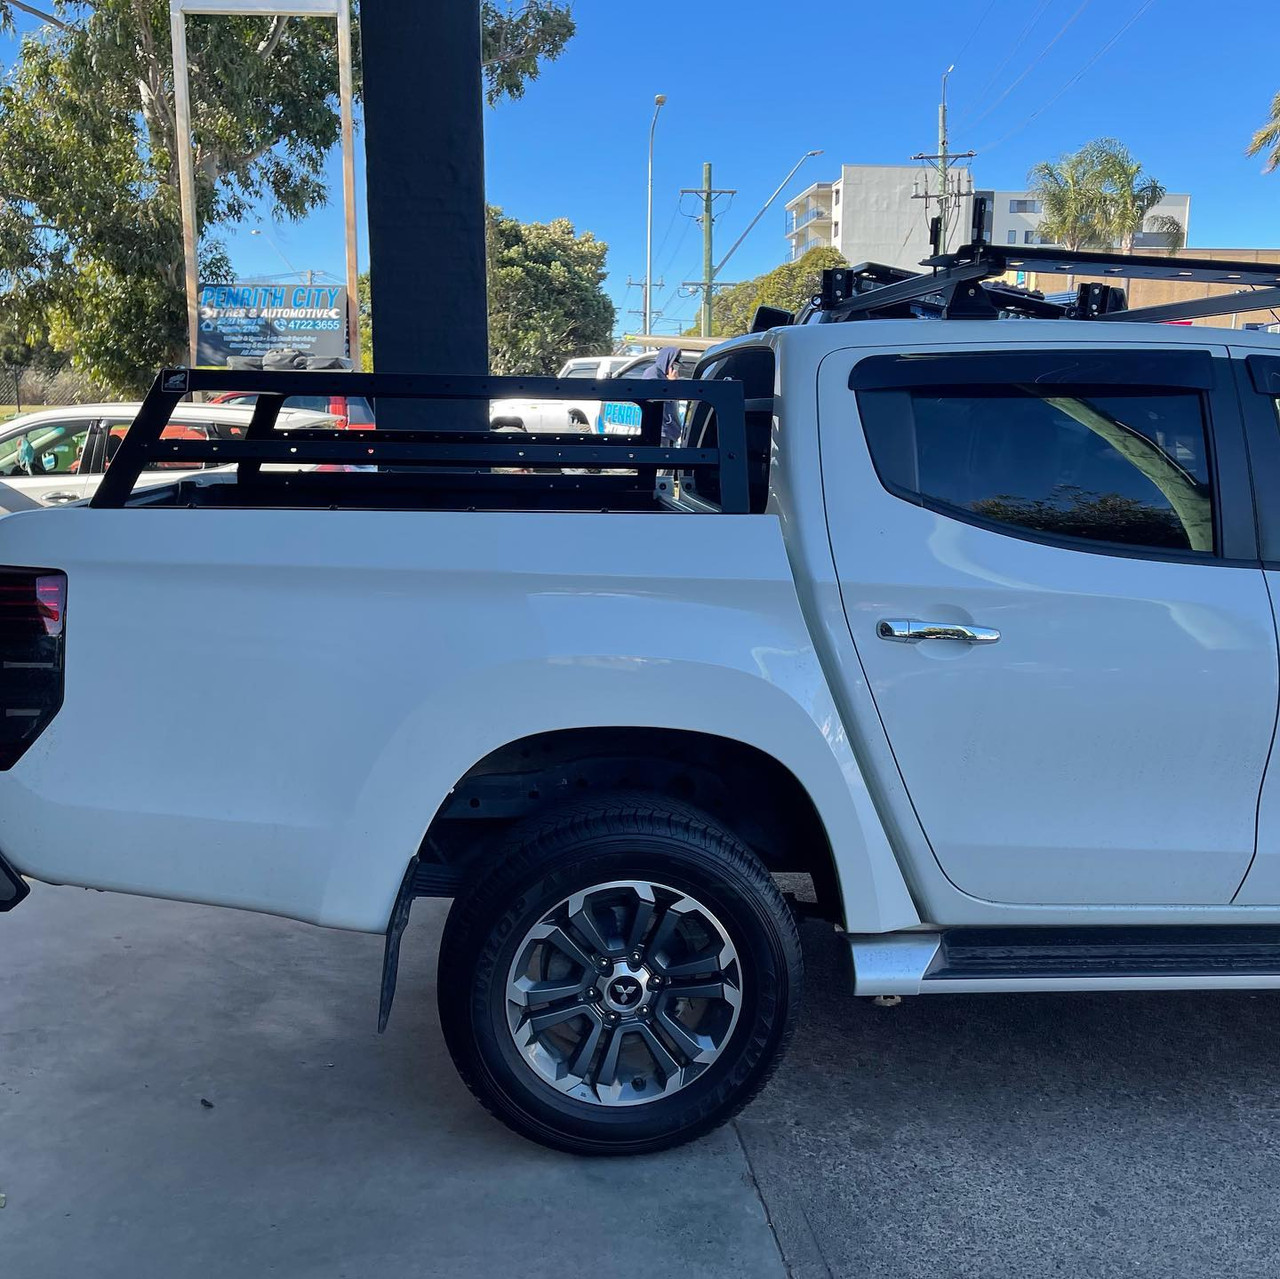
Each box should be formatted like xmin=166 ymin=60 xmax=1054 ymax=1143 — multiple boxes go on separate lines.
xmin=437 ymin=793 xmax=802 ymax=1155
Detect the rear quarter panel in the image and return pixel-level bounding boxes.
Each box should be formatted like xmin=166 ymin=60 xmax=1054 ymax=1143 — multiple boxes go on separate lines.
xmin=0 ymin=507 xmax=917 ymax=933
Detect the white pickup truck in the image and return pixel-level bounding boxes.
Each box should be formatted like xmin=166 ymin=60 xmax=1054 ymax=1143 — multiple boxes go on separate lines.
xmin=488 ymin=354 xmax=631 ymax=433
xmin=5 ymin=242 xmax=1280 ymax=1155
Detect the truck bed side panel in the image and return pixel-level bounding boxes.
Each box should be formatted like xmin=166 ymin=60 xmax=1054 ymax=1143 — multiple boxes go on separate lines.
xmin=0 ymin=507 xmax=918 ymax=933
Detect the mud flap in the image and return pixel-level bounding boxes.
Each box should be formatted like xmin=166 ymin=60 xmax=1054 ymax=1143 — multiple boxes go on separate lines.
xmin=0 ymin=850 xmax=29 ymax=913
xmin=378 ymin=856 xmax=467 ymax=1032
xmin=378 ymin=860 xmax=419 ymax=1033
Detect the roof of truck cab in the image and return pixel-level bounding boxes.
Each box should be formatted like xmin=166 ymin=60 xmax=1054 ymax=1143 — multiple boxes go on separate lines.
xmin=714 ymin=318 xmax=1280 ymax=363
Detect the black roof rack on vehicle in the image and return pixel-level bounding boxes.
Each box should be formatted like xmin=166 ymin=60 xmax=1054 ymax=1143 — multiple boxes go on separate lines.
xmin=800 ymin=241 xmax=1280 ymax=327
xmin=88 ymin=367 xmax=749 ymax=513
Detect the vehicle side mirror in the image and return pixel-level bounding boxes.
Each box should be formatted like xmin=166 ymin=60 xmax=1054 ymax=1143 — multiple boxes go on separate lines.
xmin=750 ymin=305 xmax=794 ymax=333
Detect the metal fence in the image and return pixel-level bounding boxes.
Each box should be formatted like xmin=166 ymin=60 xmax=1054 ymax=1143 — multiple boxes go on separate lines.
xmin=0 ymin=368 xmax=19 ymax=416
xmin=0 ymin=366 xmax=113 ymax=419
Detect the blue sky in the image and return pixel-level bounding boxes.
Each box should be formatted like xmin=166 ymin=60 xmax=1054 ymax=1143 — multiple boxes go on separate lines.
xmin=5 ymin=0 xmax=1280 ymax=336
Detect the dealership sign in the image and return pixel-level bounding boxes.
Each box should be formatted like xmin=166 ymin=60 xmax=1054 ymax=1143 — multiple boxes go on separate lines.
xmin=197 ymin=282 xmax=348 ymax=365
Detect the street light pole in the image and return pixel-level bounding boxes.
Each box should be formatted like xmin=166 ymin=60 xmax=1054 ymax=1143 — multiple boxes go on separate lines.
xmin=644 ymin=94 xmax=666 ymax=337
xmin=714 ymin=149 xmax=823 ymax=278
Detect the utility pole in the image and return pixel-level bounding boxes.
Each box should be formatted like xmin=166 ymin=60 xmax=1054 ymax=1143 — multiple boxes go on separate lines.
xmin=626 ymin=295 xmax=663 ymax=327
xmin=912 ymin=65 xmax=975 ymax=256
xmin=681 ymin=163 xmax=736 ymax=338
xmin=627 ymin=274 xmax=664 ymax=332
xmin=700 ymin=163 xmax=715 ymax=337
xmin=938 ymin=64 xmax=950 ymax=241
xmin=644 ymin=94 xmax=667 ymax=337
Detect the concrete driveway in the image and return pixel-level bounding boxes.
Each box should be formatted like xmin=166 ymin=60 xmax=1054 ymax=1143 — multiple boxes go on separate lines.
xmin=4 ymin=886 xmax=1280 ymax=1278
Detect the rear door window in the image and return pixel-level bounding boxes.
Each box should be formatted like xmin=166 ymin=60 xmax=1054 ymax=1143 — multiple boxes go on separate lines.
xmin=903 ymin=388 xmax=1211 ymax=553
xmin=105 ymin=420 xmax=221 ymax=470
xmin=855 ymin=354 xmax=1219 ymax=557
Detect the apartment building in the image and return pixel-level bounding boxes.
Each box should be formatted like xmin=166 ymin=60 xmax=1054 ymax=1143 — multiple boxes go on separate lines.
xmin=784 ymin=163 xmax=1191 ymax=269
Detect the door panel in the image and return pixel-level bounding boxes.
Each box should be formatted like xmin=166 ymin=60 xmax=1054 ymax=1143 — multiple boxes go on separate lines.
xmin=819 ymin=345 xmax=1276 ymax=906
xmin=1235 ymin=567 xmax=1280 ymax=905
xmin=1231 ymin=353 xmax=1280 ymax=905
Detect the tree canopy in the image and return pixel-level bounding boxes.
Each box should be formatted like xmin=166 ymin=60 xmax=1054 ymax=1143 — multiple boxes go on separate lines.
xmin=1029 ymin=138 xmax=1183 ymax=254
xmin=0 ymin=1 xmax=576 ymax=392
xmin=486 ymin=207 xmax=614 ymax=374
xmin=1028 ymin=146 xmax=1110 ymax=252
xmin=1091 ymin=139 xmax=1184 ymax=252
xmin=358 ymin=206 xmax=615 ymax=376
xmin=691 ymin=246 xmax=847 ymax=339
xmin=1247 ymin=90 xmax=1280 ymax=173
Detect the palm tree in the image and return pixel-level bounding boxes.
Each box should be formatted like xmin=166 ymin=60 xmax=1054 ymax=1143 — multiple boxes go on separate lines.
xmin=1027 ymin=148 xmax=1109 ymax=254
xmin=1248 ymin=90 xmax=1280 ymax=172
xmin=1090 ymin=139 xmax=1184 ymax=253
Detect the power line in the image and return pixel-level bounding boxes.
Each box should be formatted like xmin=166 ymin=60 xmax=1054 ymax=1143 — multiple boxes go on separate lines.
xmin=651 ymin=274 xmax=693 ymax=325
xmin=952 ymin=0 xmax=1000 ymax=69
xmin=954 ymin=0 xmax=1053 ymax=128
xmin=648 ymin=201 xmax=704 ymax=321
xmin=964 ymin=0 xmax=1096 ymax=134
xmin=977 ymin=0 xmax=1160 ymax=153
xmin=651 ymin=201 xmax=682 ymax=266
xmin=657 ymin=216 xmax=695 ymax=286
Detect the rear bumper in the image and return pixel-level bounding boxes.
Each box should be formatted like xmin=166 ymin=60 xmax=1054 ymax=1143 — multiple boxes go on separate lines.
xmin=0 ymin=848 xmax=30 ymax=912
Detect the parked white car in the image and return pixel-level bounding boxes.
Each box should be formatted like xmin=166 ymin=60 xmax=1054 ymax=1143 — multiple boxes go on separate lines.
xmin=558 ymin=355 xmax=634 ymax=380
xmin=0 ymin=402 xmax=336 ymax=512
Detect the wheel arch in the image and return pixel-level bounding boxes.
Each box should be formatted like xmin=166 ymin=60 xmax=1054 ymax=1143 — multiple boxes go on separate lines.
xmin=325 ymin=653 xmax=918 ymax=936
xmin=418 ymin=726 xmax=910 ymax=932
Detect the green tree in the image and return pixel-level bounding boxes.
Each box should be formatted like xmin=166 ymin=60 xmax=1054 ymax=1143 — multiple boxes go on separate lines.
xmin=0 ymin=2 xmax=575 ymax=392
xmin=692 ymin=246 xmax=847 ymax=338
xmin=1030 ymin=139 xmax=1183 ymax=255
xmin=486 ymin=207 xmax=614 ymax=374
xmin=0 ymin=278 xmax=62 ymax=371
xmin=1091 ymin=139 xmax=1184 ymax=252
xmin=1247 ymin=90 xmax=1280 ymax=172
xmin=1028 ymin=146 xmax=1109 ymax=253
xmin=359 ymin=208 xmax=616 ymax=376
xmin=357 ymin=271 xmax=373 ymax=373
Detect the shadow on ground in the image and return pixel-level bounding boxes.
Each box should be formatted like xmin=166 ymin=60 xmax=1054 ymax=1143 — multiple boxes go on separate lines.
xmin=1 ymin=888 xmax=781 ymax=1279
xmin=738 ymin=919 xmax=1280 ymax=1279
xmin=5 ymin=888 xmax=1279 ymax=1279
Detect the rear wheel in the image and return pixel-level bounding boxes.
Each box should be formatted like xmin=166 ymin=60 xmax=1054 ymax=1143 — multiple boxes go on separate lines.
xmin=437 ymin=795 xmax=802 ymax=1155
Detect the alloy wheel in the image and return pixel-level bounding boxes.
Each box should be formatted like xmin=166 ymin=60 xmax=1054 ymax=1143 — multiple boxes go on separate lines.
xmin=504 ymin=879 xmax=743 ymax=1107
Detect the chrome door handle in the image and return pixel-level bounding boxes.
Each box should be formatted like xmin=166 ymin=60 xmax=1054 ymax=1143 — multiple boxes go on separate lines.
xmin=42 ymin=492 xmax=81 ymax=504
xmin=877 ymin=619 xmax=1000 ymax=644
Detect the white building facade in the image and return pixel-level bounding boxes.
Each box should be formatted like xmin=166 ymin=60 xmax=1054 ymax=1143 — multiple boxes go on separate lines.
xmin=785 ymin=164 xmax=1191 ymax=270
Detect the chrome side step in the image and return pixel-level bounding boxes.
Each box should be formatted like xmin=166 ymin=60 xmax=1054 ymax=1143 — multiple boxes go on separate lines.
xmin=847 ymin=926 xmax=1280 ymax=996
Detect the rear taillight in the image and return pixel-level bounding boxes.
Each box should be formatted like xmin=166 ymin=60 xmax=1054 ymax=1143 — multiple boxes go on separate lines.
xmin=0 ymin=569 xmax=66 ymax=769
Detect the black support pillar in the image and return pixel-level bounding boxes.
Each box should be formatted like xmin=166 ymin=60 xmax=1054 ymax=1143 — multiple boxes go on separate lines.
xmin=359 ymin=0 xmax=489 ymax=379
